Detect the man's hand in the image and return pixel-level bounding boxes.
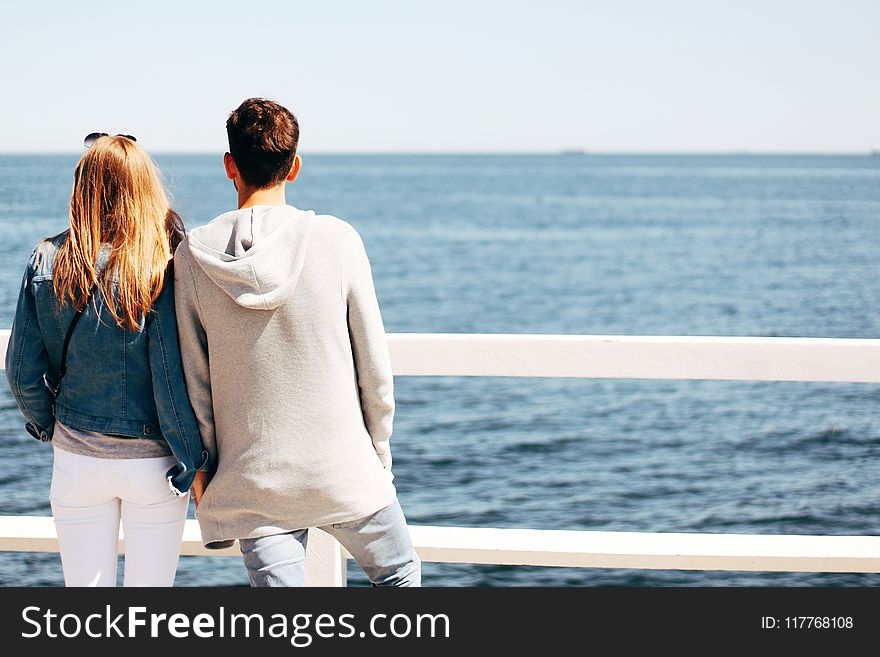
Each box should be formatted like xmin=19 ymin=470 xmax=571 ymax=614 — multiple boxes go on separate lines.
xmin=192 ymin=470 xmax=211 ymax=508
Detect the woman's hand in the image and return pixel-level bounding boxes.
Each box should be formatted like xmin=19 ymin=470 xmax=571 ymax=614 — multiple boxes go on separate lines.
xmin=192 ymin=470 xmax=211 ymax=508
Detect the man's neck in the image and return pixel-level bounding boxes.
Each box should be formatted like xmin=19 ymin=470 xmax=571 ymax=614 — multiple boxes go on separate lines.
xmin=238 ymin=184 xmax=287 ymax=209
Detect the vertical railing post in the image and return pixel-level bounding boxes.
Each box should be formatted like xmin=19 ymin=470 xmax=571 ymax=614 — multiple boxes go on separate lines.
xmin=304 ymin=528 xmax=348 ymax=586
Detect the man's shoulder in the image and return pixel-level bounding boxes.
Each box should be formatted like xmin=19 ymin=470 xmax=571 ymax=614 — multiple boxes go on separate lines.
xmin=309 ymin=214 xmax=370 ymax=259
xmin=308 ymin=211 xmax=359 ymax=239
xmin=172 ymin=235 xmax=204 ymax=285
xmin=172 ymin=234 xmax=194 ymax=262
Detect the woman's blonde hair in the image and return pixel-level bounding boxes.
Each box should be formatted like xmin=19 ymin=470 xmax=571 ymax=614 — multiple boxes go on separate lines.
xmin=53 ymin=136 xmax=182 ymax=330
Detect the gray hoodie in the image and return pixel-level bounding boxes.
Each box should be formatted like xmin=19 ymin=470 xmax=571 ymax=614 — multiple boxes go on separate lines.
xmin=174 ymin=204 xmax=396 ymax=548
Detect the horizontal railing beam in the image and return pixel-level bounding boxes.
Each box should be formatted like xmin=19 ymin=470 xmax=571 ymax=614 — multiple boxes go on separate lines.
xmin=387 ymin=333 xmax=880 ymax=382
xmin=1 ymin=517 xmax=878 ymax=574
xmin=0 ymin=515 xmax=239 ymax=557
xmin=3 ymin=330 xmax=880 ymax=382
xmin=405 ymin=526 xmax=880 ymax=573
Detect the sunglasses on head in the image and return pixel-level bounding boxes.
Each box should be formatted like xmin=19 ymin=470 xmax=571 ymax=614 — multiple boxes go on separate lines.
xmin=84 ymin=132 xmax=137 ymax=149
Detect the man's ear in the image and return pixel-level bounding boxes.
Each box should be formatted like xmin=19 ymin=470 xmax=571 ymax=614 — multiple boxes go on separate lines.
xmin=223 ymin=152 xmax=238 ymax=181
xmin=287 ymin=154 xmax=302 ymax=183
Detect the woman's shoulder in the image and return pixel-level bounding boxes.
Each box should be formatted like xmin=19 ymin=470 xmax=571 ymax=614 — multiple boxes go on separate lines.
xmin=28 ymin=229 xmax=70 ymax=274
xmin=148 ymin=258 xmax=178 ymax=309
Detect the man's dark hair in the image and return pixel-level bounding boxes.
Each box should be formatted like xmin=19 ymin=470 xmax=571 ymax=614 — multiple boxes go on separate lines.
xmin=226 ymin=98 xmax=299 ymax=189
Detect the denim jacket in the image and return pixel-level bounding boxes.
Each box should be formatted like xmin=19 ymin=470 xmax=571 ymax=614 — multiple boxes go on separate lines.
xmin=4 ymin=231 xmax=209 ymax=493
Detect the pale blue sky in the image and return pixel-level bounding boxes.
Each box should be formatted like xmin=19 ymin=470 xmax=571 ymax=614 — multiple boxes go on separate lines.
xmin=1 ymin=0 xmax=877 ymax=153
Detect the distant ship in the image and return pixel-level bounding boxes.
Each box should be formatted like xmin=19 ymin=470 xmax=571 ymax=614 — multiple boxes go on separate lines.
xmin=559 ymin=149 xmax=588 ymax=156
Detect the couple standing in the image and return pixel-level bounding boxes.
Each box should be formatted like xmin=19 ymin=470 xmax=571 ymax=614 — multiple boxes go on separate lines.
xmin=5 ymin=98 xmax=421 ymax=587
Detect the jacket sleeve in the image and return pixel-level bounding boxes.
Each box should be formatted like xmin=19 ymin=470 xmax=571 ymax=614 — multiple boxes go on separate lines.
xmin=173 ymin=245 xmax=217 ymax=472
xmin=5 ymin=251 xmax=55 ymax=440
xmin=343 ymin=228 xmax=395 ymax=469
xmin=147 ymin=262 xmax=210 ymax=480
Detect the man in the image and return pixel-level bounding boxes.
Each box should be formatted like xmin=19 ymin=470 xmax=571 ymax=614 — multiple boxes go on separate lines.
xmin=174 ymin=98 xmax=420 ymax=587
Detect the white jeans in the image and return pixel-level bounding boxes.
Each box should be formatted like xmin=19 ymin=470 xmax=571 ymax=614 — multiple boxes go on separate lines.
xmin=50 ymin=446 xmax=189 ymax=587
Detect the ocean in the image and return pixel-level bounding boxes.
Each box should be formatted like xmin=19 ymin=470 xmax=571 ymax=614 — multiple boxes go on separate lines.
xmin=1 ymin=153 xmax=879 ymax=586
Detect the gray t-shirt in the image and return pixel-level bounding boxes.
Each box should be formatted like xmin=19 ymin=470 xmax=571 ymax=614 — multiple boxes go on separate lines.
xmin=52 ymin=419 xmax=173 ymax=459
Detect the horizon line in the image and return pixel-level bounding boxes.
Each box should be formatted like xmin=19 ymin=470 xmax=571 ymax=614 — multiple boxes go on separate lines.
xmin=0 ymin=149 xmax=878 ymax=157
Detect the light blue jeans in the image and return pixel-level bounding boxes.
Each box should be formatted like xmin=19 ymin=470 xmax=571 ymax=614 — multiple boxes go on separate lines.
xmin=239 ymin=496 xmax=421 ymax=587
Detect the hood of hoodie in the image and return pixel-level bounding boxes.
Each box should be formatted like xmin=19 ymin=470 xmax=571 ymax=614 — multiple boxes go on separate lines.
xmin=186 ymin=204 xmax=315 ymax=310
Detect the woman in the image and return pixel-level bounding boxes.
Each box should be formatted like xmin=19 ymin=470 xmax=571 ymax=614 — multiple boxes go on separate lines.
xmin=5 ymin=134 xmax=209 ymax=587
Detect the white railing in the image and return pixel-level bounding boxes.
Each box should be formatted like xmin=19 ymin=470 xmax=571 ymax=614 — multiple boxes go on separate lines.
xmin=2 ymin=329 xmax=880 ymax=585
